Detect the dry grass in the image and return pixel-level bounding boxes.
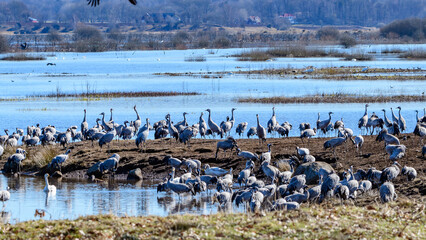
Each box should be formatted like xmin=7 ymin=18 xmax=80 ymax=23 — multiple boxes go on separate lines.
xmin=184 ymin=55 xmax=206 ymax=62
xmin=238 ymin=93 xmax=426 ymax=104
xmin=1 ymin=200 xmax=423 ymax=239
xmin=30 ymin=146 xmax=60 ymax=169
xmin=28 ymin=91 xmax=200 ymax=99
xmin=235 ymin=46 xmax=345 ymax=61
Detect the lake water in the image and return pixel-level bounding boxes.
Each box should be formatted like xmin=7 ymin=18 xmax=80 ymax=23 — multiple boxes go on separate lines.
xmin=0 ymin=44 xmax=425 ymax=223
xmin=0 ymin=175 xmax=243 ymax=224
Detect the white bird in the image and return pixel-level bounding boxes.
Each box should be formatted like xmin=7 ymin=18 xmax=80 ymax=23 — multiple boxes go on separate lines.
xmin=43 ymin=173 xmax=56 ymax=194
xmin=203 ymin=164 xmax=230 ymax=177
xmin=0 ymin=187 xmax=10 ymax=208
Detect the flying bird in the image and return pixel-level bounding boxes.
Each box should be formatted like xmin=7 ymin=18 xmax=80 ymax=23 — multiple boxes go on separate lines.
xmin=87 ymin=0 xmax=137 ymax=7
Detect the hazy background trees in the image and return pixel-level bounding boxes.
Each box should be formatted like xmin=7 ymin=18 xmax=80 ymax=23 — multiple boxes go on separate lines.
xmin=0 ymin=0 xmax=424 ymax=27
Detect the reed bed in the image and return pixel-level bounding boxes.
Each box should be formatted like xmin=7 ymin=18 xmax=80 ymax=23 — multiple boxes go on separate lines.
xmin=400 ymin=49 xmax=426 ymax=59
xmin=29 ymin=91 xmax=200 ymax=98
xmin=238 ymin=93 xmax=425 ymax=104
xmin=1 ymin=53 xmax=46 ymax=61
xmin=235 ymin=46 xmax=344 ymax=61
xmin=184 ymin=55 xmax=206 ymax=62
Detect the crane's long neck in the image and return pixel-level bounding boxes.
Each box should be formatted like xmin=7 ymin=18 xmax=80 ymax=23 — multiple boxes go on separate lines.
xmin=183 ymin=113 xmax=187 ymax=125
xmin=208 ymin=111 xmax=212 ymax=122
xmin=109 ymin=110 xmax=113 ymax=122
xmin=83 ymin=111 xmax=86 ymax=122
xmin=272 ymin=108 xmax=275 ymax=117
xmin=398 ymin=108 xmax=402 ymax=118
xmin=135 ymin=107 xmax=140 ymax=120
xmin=231 ymin=109 xmax=235 ymax=121
xmin=268 ymin=145 xmax=271 ymax=152
xmin=416 ymin=111 xmax=419 ymax=122
xmin=256 ymin=115 xmax=260 ymax=127
xmin=44 ymin=175 xmax=49 ymax=188
xmin=317 ymin=113 xmax=320 ymax=120
xmin=328 ymin=113 xmax=332 ymax=121
xmin=199 ymin=113 xmax=204 ymax=123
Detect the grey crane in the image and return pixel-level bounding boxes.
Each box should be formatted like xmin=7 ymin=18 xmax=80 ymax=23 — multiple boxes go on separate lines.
xmin=205 ymin=109 xmax=222 ymax=138
xmin=0 ymin=187 xmax=10 ymax=209
xmin=166 ymin=175 xmax=195 ymax=200
xmin=317 ymin=112 xmax=333 ymax=135
xmin=303 ymin=154 xmax=316 ymax=163
xmin=121 ymin=121 xmax=134 ymax=140
xmin=319 ymin=173 xmax=340 ymax=203
xmin=260 ymin=143 xmax=272 ymax=162
xmin=299 ymin=122 xmax=311 ymax=132
xmin=300 ymin=128 xmax=316 ymax=143
xmin=203 ymin=164 xmax=230 ymax=177
xmin=358 ymin=104 xmax=369 ymax=134
xmin=198 ymin=112 xmax=207 ymax=138
xmin=237 ymin=160 xmax=254 ymax=186
xmin=174 ymin=112 xmax=189 ymax=132
xmin=261 ymin=160 xmax=279 ymax=184
xmin=296 ymin=146 xmax=310 ymax=158
xmin=324 ymin=136 xmax=347 ymax=157
xmin=136 ymin=118 xmax=150 ymax=151
xmin=334 ymin=183 xmax=350 ymax=201
xmin=249 ymin=190 xmax=265 ymax=212
xmin=307 ymin=178 xmax=322 ymax=202
xmin=380 ymin=182 xmax=397 ymax=203
xmin=271 ymin=199 xmax=300 ymax=211
xmin=256 ymin=114 xmax=267 ymax=143
xmin=87 ymin=0 xmax=137 ymax=7
xmin=235 ymin=122 xmax=248 ymax=138
xmin=229 ymin=107 xmax=236 ymax=129
xmin=133 ymin=105 xmax=141 ymax=134
xmin=99 ymin=127 xmax=116 ymax=149
xmin=99 ymin=154 xmax=120 ymax=174
xmin=381 ymin=109 xmax=392 ymax=127
xmin=353 ymin=135 xmax=364 ymax=155
xmin=81 ymin=109 xmax=88 ymax=139
xmin=385 ymin=144 xmax=406 ymax=161
xmin=267 ymin=107 xmax=278 ymax=135
xmin=236 ymin=148 xmax=259 ymax=161
xmin=334 ymin=118 xmax=344 ymax=134
xmin=390 ymin=107 xmax=399 ymax=124
xmin=50 ymin=149 xmax=71 ymax=172
xmin=57 ymin=128 xmax=72 ymax=147
xmin=396 ymin=106 xmax=406 ymax=132
xmin=166 ymin=114 xmax=179 ymax=142
xmin=380 ymin=161 xmax=401 ymax=183
xmin=401 ymin=166 xmax=417 ymax=181
xmin=215 ymin=136 xmax=237 ymax=159
xmin=366 ymin=167 xmax=382 ymax=186
xmin=357 ymin=180 xmax=372 ymax=194
xmin=287 ymin=174 xmax=307 ymax=194
xmin=179 ymin=126 xmax=196 ymax=146
xmin=0 ymin=145 xmax=3 ymax=159
xmin=100 ymin=112 xmax=114 ymax=132
xmin=233 ymin=189 xmax=253 ymax=208
xmin=220 ymin=117 xmax=232 ymax=137
xmin=366 ymin=113 xmax=384 ymax=135
xmin=164 ymin=155 xmax=182 ymax=170
xmin=25 ymin=136 xmax=39 ymax=146
xmin=212 ymin=191 xmax=232 ymax=208
xmin=415 ymin=109 xmax=426 ymax=123
xmin=0 ymin=130 xmax=9 ymax=145
xmin=277 ymin=122 xmax=292 ymax=138
xmin=246 ymin=127 xmax=257 ymax=138
xmin=284 ymin=191 xmax=309 ymax=204
xmin=397 ymin=107 xmax=407 ymax=132
xmin=376 ymin=129 xmax=400 ymax=145
xmin=413 ymin=124 xmax=426 ymax=144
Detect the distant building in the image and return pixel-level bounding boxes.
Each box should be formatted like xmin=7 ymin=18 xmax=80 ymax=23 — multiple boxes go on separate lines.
xmin=247 ymin=16 xmax=261 ymax=25
xmin=28 ymin=17 xmax=38 ymax=23
xmin=279 ymin=13 xmax=296 ymax=24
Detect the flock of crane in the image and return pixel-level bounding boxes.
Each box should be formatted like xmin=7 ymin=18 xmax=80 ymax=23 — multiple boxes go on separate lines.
xmin=0 ymin=104 xmax=425 ymax=212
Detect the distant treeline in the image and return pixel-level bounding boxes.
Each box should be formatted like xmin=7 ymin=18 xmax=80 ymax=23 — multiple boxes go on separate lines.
xmin=0 ymin=0 xmax=424 ymax=28
xmin=0 ymin=18 xmax=425 ymax=53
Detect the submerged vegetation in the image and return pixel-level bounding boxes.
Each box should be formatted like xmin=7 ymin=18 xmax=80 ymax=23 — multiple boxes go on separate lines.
xmin=400 ymin=49 xmax=426 ymax=59
xmin=1 ymin=201 xmax=423 ymax=239
xmin=234 ymin=47 xmax=375 ymax=61
xmin=238 ymin=93 xmax=426 ymax=104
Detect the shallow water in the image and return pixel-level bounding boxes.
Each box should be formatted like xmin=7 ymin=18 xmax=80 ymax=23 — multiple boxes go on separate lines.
xmin=0 ymin=174 xmax=243 ymax=224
